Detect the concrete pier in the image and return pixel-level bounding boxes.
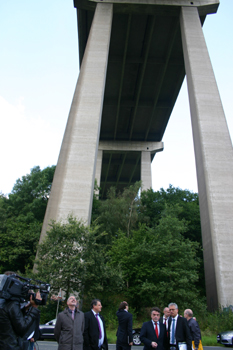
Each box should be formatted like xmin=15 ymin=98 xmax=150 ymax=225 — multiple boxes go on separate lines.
xmin=37 ymin=0 xmax=233 ymax=310
xmin=39 ymin=3 xmax=113 ymax=243
xmin=180 ymin=6 xmax=233 ymax=310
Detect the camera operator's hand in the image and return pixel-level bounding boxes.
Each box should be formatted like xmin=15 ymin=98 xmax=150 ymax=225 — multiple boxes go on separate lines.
xmin=30 ymin=291 xmax=42 ymax=308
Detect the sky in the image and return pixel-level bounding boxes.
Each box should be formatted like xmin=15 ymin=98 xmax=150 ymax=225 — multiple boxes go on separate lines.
xmin=0 ymin=1 xmax=232 ymax=196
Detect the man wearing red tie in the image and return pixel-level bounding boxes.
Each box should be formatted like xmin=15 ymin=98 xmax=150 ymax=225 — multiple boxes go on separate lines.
xmin=160 ymin=307 xmax=170 ymax=330
xmin=140 ymin=307 xmax=168 ymax=350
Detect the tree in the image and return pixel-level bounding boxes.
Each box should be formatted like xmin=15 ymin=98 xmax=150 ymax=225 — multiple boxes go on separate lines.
xmin=93 ymin=182 xmax=141 ymax=245
xmin=35 ymin=216 xmax=123 ymax=300
xmin=7 ymin=165 xmax=55 ymax=222
xmin=0 ymin=165 xmax=55 ymax=273
xmin=139 ymin=185 xmax=201 ymax=243
xmin=108 ymin=204 xmax=203 ymax=310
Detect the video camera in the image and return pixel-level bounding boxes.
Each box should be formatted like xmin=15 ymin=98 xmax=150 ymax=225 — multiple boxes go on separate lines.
xmin=0 ymin=274 xmax=50 ymax=305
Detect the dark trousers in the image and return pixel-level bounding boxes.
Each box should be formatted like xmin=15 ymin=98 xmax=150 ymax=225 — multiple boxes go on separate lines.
xmin=116 ymin=341 xmax=131 ymax=350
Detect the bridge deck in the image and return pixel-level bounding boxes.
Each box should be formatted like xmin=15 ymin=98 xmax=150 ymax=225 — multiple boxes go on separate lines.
xmin=74 ymin=0 xmax=218 ymax=198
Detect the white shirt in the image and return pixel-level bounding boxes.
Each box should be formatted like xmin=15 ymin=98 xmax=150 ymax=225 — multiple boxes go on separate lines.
xmin=152 ymin=320 xmax=160 ymax=336
xmin=163 ymin=316 xmax=168 ymax=330
xmin=170 ymin=314 xmax=179 ymax=344
xmin=92 ymin=309 xmax=104 ymax=347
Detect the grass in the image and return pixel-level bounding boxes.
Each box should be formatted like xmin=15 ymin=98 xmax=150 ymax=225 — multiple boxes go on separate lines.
xmin=201 ymin=330 xmax=225 ymax=347
xmin=202 ymin=333 xmax=220 ymax=346
xmin=107 ymin=328 xmax=117 ymax=344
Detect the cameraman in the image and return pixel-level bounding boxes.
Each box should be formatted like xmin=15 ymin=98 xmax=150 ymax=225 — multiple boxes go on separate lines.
xmin=0 ymin=273 xmax=41 ymax=350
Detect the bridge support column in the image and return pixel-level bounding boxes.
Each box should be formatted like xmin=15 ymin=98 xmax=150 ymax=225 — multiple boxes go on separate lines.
xmin=98 ymin=141 xmax=163 ymax=192
xmin=141 ymin=151 xmax=152 ymax=190
xmin=180 ymin=6 xmax=233 ymax=310
xmin=38 ymin=3 xmax=113 ymax=243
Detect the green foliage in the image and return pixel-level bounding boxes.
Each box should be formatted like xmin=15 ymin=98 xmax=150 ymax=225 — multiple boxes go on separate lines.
xmin=91 ymin=179 xmax=101 ymax=223
xmin=139 ymin=186 xmax=205 ymax=295
xmin=108 ymin=203 xmax=203 ymax=310
xmin=8 ymin=165 xmax=55 ymax=222
xmin=140 ymin=185 xmax=201 ymax=242
xmin=35 ymin=216 xmax=88 ymax=297
xmin=195 ymin=308 xmax=233 ymax=333
xmin=0 ymin=219 xmax=41 ymax=273
xmin=0 ymin=165 xmax=55 ymax=274
xmin=38 ymin=299 xmax=63 ymax=324
xmin=35 ymin=215 xmax=123 ymax=300
xmin=94 ymin=182 xmax=141 ymax=244
xmin=1 ymin=165 xmax=206 ymax=324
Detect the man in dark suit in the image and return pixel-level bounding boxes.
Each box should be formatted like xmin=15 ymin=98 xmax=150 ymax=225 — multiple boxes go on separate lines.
xmin=160 ymin=307 xmax=170 ymax=330
xmin=184 ymin=309 xmax=201 ymax=350
xmin=167 ymin=303 xmax=192 ymax=350
xmin=84 ymin=299 xmax=108 ymax=350
xmin=140 ymin=307 xmax=167 ymax=350
xmin=116 ymin=301 xmax=133 ymax=350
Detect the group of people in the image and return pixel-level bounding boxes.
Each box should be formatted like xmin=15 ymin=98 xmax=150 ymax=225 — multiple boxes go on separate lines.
xmin=54 ymin=299 xmax=202 ymax=350
xmin=140 ymin=304 xmax=202 ymax=350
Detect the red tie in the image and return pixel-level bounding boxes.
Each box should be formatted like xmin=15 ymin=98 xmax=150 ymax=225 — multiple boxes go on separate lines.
xmin=155 ymin=322 xmax=159 ymax=338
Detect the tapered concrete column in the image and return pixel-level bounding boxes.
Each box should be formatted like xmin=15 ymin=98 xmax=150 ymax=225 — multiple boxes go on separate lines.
xmin=180 ymin=6 xmax=233 ymax=310
xmin=141 ymin=151 xmax=152 ymax=190
xmin=39 ymin=3 xmax=113 ymax=243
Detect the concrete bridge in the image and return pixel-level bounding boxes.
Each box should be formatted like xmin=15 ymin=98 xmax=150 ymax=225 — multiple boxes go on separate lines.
xmin=38 ymin=0 xmax=233 ymax=310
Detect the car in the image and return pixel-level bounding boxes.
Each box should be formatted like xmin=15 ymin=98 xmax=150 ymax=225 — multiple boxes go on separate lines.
xmin=217 ymin=330 xmax=233 ymax=346
xmin=39 ymin=318 xmax=56 ymax=340
xmin=39 ymin=319 xmax=141 ymax=344
xmin=132 ymin=328 xmax=141 ymax=345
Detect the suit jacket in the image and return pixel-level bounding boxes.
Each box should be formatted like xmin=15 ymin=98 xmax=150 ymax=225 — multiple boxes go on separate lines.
xmin=140 ymin=320 xmax=167 ymax=350
xmin=54 ymin=308 xmax=85 ymax=350
xmin=167 ymin=316 xmax=192 ymax=350
xmin=159 ymin=316 xmax=168 ymax=330
xmin=83 ymin=310 xmax=108 ymax=350
xmin=116 ymin=309 xmax=133 ymax=344
xmin=187 ymin=318 xmax=201 ymax=349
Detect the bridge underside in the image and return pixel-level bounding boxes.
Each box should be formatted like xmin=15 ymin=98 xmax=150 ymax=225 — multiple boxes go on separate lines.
xmin=38 ymin=0 xmax=233 ymax=311
xmin=76 ymin=2 xmax=208 ymax=198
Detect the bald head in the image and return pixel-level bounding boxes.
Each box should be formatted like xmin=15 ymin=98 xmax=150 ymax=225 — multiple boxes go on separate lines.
xmin=184 ymin=309 xmax=193 ymax=319
xmin=163 ymin=307 xmax=170 ymax=318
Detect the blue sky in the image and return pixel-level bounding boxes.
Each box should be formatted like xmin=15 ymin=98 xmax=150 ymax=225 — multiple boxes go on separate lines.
xmin=0 ymin=1 xmax=232 ymax=195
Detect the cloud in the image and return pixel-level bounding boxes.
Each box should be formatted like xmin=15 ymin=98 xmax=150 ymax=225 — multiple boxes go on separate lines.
xmin=0 ymin=96 xmax=62 ymax=194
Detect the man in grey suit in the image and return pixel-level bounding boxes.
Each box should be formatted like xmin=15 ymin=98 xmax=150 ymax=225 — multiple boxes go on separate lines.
xmin=54 ymin=295 xmax=85 ymax=350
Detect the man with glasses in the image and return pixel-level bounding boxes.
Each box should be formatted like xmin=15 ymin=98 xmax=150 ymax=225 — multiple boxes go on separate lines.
xmin=167 ymin=303 xmax=191 ymax=350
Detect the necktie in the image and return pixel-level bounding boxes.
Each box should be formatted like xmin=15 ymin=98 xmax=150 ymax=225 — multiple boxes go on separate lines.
xmin=155 ymin=322 xmax=159 ymax=338
xmin=72 ymin=310 xmax=75 ymax=320
xmin=96 ymin=314 xmax=102 ymax=339
xmin=171 ymin=318 xmax=175 ymax=344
